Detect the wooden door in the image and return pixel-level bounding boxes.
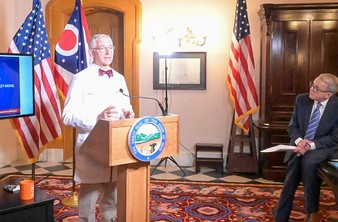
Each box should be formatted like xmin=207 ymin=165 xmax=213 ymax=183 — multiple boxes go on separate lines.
xmin=259 ymin=19 xmax=311 ymax=181
xmin=86 ymin=9 xmax=124 ymax=74
xmin=45 ymin=0 xmax=141 ymax=160
xmin=268 ymin=20 xmax=309 ymax=123
xmin=311 ymin=21 xmax=338 ymax=79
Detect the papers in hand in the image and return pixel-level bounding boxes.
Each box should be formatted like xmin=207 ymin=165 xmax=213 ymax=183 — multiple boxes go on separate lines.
xmin=260 ymin=145 xmax=296 ymax=153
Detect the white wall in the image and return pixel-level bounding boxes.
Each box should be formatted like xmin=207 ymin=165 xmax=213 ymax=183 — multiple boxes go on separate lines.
xmin=140 ymin=0 xmax=234 ymax=166
xmin=0 ymin=0 xmax=337 ymax=168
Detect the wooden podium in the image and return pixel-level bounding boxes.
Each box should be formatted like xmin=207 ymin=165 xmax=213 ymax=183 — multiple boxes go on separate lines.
xmin=80 ymin=115 xmax=180 ymax=222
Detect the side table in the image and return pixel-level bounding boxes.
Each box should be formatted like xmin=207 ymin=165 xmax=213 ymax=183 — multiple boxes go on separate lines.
xmin=0 ymin=177 xmax=55 ymax=222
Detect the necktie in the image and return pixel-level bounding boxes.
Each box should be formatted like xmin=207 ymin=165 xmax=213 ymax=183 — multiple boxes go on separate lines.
xmin=99 ymin=68 xmax=113 ymax=77
xmin=304 ymin=102 xmax=321 ymax=140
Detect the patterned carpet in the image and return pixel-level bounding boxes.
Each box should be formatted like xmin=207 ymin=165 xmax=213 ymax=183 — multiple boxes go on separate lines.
xmin=149 ymin=181 xmax=338 ymax=222
xmin=11 ymin=175 xmax=337 ymax=222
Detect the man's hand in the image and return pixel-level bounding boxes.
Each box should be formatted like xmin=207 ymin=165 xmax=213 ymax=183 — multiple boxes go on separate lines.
xmin=294 ymin=139 xmax=312 ymax=156
xmin=122 ymin=107 xmax=135 ymax=119
xmin=97 ymin=105 xmax=121 ymax=121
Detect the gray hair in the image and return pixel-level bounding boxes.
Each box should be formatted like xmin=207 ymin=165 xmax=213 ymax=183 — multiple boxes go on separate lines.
xmin=318 ymin=73 xmax=338 ymax=94
xmin=89 ymin=34 xmax=113 ymax=48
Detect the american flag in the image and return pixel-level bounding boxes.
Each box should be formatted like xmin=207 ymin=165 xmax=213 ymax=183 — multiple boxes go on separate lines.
xmin=54 ymin=0 xmax=90 ymax=99
xmin=227 ymin=0 xmax=259 ymax=133
xmin=8 ymin=0 xmax=62 ymax=160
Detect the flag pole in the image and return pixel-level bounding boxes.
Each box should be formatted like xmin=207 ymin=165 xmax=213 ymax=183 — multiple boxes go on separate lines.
xmin=56 ymin=0 xmax=90 ymax=207
xmin=61 ymin=128 xmax=78 ymax=207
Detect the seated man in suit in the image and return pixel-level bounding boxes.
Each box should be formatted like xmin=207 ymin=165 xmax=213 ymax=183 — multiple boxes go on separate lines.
xmin=274 ymin=73 xmax=338 ymax=222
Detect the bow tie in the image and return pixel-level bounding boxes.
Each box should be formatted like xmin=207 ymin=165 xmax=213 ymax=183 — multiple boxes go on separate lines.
xmin=99 ymin=68 xmax=113 ymax=77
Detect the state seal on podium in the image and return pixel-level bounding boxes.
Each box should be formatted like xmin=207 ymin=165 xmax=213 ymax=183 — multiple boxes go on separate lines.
xmin=128 ymin=116 xmax=166 ymax=161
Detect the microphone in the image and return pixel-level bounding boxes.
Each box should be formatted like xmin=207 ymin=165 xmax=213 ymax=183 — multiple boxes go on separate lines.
xmin=119 ymin=88 xmax=167 ymax=116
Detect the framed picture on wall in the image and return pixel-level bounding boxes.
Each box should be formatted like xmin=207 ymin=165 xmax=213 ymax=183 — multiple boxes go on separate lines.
xmin=153 ymin=52 xmax=206 ymax=90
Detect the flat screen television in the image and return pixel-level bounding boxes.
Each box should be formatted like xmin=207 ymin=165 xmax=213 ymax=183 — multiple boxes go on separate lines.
xmin=0 ymin=53 xmax=34 ymax=120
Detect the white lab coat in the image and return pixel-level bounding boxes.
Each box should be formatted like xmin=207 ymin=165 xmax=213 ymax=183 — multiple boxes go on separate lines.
xmin=62 ymin=64 xmax=133 ymax=183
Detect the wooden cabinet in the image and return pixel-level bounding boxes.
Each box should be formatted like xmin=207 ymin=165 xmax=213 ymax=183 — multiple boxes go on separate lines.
xmin=258 ymin=3 xmax=338 ymax=181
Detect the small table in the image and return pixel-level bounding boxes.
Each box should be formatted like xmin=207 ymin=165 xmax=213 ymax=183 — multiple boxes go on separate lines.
xmin=317 ymin=162 xmax=338 ymax=203
xmin=0 ymin=177 xmax=54 ymax=222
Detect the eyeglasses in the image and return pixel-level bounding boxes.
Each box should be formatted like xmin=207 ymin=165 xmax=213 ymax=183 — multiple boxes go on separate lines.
xmin=92 ymin=45 xmax=115 ymax=53
xmin=309 ymin=81 xmax=331 ymax=93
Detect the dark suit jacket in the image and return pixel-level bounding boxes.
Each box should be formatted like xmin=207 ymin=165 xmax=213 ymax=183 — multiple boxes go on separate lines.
xmin=284 ymin=93 xmax=338 ymax=162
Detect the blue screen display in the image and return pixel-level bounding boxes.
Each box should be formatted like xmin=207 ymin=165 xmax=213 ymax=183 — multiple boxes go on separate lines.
xmin=0 ymin=53 xmax=34 ymax=119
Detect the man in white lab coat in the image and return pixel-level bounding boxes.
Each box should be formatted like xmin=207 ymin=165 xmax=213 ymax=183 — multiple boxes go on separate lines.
xmin=63 ymin=34 xmax=134 ymax=222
